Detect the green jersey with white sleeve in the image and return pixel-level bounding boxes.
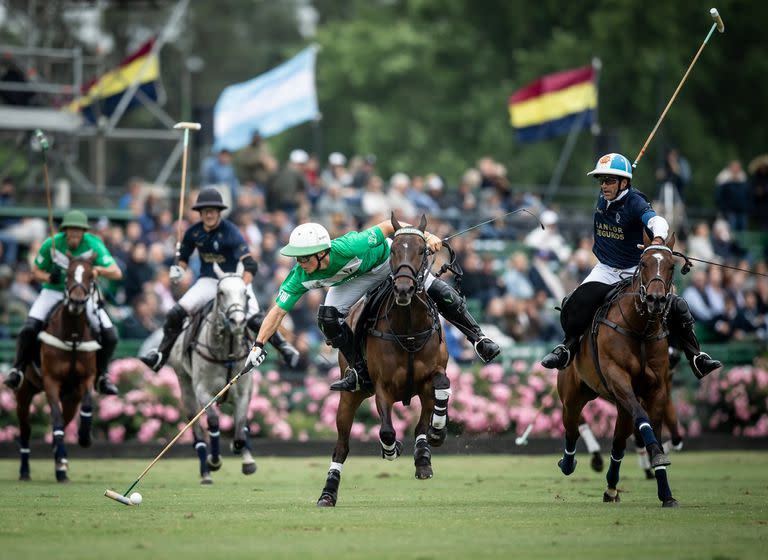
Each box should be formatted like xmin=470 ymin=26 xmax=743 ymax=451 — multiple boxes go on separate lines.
xmin=275 ymin=226 xmax=389 ymax=311
xmin=34 ymin=232 xmax=115 ymax=292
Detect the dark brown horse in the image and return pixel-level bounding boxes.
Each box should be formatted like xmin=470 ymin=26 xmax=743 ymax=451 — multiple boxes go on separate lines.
xmin=317 ymin=215 xmax=450 ymax=507
xmin=557 ymin=232 xmax=680 ymax=507
xmin=15 ymin=255 xmax=100 ymax=482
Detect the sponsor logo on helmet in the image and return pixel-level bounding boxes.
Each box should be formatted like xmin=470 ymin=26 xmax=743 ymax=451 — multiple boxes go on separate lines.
xmin=599 ymin=155 xmax=612 ymax=164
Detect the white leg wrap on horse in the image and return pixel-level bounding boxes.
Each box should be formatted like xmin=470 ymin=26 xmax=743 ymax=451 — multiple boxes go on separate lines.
xmin=431 ymin=406 xmax=447 ymax=429
xmin=414 ymin=434 xmax=427 ymax=450
xmin=209 ymin=431 xmax=220 ymax=437
xmin=578 ymin=423 xmax=601 ymax=453
xmin=329 ymin=461 xmax=344 ymax=474
xmin=435 ymin=388 xmax=452 ymax=401
xmin=380 ymin=439 xmax=398 ymax=461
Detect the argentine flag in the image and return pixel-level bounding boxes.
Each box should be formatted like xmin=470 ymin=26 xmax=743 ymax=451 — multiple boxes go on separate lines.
xmin=214 ymin=45 xmax=320 ymax=150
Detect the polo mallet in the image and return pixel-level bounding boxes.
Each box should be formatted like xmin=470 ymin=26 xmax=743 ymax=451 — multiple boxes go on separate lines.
xmin=633 ymin=8 xmax=725 ymax=169
xmin=104 ymin=362 xmax=253 ymax=506
xmin=33 ymin=130 xmax=55 ymax=239
xmin=515 ymin=385 xmax=557 ymax=446
xmin=443 ymin=208 xmax=544 ymax=242
xmin=172 ymin=122 xmax=201 ymax=264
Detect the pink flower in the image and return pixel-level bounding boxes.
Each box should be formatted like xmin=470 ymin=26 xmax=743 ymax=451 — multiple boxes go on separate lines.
xmin=108 ymin=425 xmax=126 ymax=443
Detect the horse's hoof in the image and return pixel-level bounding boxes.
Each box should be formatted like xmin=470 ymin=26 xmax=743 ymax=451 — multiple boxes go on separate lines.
xmin=644 ymin=468 xmax=655 ymax=480
xmin=207 ymin=455 xmax=222 ymax=471
xmin=317 ymin=493 xmax=336 ymax=507
xmin=56 ymin=473 xmax=69 ymax=483
xmin=200 ymin=475 xmax=213 ymax=485
xmin=590 ymin=451 xmax=604 ymax=472
xmin=662 ymin=498 xmax=679 ymax=508
xmin=415 ymin=466 xmax=433 ymax=480
xmin=603 ymin=491 xmax=620 ymax=503
xmin=19 ymin=474 xmax=30 ymax=482
xmin=558 ymin=458 xmax=577 ymax=476
xmin=241 ymin=462 xmax=257 ymax=475
xmin=427 ymin=426 xmax=447 ymax=447
xmin=650 ymin=452 xmax=671 ymax=468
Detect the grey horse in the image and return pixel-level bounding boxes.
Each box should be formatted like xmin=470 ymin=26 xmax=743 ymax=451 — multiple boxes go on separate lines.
xmin=168 ymin=261 xmax=256 ymax=484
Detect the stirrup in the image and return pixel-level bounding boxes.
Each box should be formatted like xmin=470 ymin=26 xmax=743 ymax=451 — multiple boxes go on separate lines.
xmin=97 ymin=376 xmax=119 ymax=396
xmin=3 ymin=368 xmax=23 ymax=390
xmin=473 ymin=336 xmax=500 ymax=362
xmin=541 ymin=344 xmax=570 ymax=369
xmin=691 ymin=352 xmax=721 ymax=379
xmin=330 ymin=367 xmax=362 ymax=392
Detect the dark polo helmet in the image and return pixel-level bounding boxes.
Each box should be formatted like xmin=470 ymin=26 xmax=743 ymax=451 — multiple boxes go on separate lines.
xmin=192 ymin=187 xmax=228 ymax=211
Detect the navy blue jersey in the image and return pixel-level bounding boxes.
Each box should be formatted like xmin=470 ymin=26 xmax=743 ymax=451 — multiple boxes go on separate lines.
xmin=592 ymin=188 xmax=656 ymax=269
xmin=178 ymin=220 xmax=249 ymax=278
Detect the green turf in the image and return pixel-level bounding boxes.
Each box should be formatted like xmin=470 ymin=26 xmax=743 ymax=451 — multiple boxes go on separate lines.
xmin=1 ymin=452 xmax=767 ymax=560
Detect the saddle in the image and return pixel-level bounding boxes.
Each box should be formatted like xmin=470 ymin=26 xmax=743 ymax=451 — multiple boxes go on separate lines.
xmin=350 ymin=280 xmax=394 ymax=364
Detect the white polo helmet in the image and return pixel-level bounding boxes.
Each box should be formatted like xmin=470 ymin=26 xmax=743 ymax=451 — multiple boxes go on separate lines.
xmin=280 ymin=223 xmax=331 ymax=257
xmin=587 ymin=153 xmax=633 ymax=179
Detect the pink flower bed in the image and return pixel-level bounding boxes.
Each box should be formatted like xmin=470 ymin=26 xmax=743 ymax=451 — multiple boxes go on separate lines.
xmin=0 ymin=359 xmax=763 ymax=443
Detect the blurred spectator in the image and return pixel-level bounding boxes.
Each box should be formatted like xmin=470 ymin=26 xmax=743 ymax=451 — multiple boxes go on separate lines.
xmin=711 ymin=219 xmax=747 ymax=262
xmin=407 ymin=174 xmax=439 ymax=214
xmin=265 ymin=149 xmax=309 ymax=214
xmin=748 ymin=154 xmax=768 ymax=230
xmin=655 ymin=147 xmax=692 ymax=201
xmin=682 ymin=269 xmax=716 ymax=325
xmin=202 ymin=149 xmax=240 ymax=203
xmin=460 ymin=252 xmax=501 ymax=309
xmin=361 ymin=175 xmax=390 ymax=218
xmin=686 ymin=221 xmax=715 ymax=261
xmin=443 ymin=168 xmax=480 ymax=223
xmin=123 ymin=242 xmax=156 ymax=305
xmin=315 ymin=183 xmax=351 ymax=230
xmin=352 ymin=154 xmax=377 ymax=189
xmin=234 ymin=130 xmax=277 ymax=188
xmin=120 ymin=293 xmax=160 ymax=339
xmin=320 ymin=152 xmax=352 ymax=188
xmin=386 ymin=173 xmax=417 ymax=221
xmin=523 ymin=210 xmax=571 ymax=264
xmin=501 ymin=252 xmax=534 ymax=299
xmin=118 ymin=177 xmax=144 ymax=211
xmin=715 ymin=159 xmax=750 ymax=231
xmin=9 ymin=262 xmax=38 ymax=307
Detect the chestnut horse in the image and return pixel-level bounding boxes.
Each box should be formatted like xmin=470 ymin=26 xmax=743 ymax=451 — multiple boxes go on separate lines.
xmin=317 ymin=215 xmax=450 ymax=507
xmin=557 ymin=232 xmax=680 ymax=507
xmin=15 ymin=255 xmax=100 ymax=482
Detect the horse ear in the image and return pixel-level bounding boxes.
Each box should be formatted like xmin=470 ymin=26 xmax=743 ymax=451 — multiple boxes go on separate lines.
xmin=642 ymin=229 xmax=652 ymax=247
xmin=667 ymin=231 xmax=676 ymax=250
xmin=236 ymin=260 xmax=244 ymax=276
xmin=391 ymin=211 xmax=401 ymax=232
xmin=418 ymin=214 xmax=427 ymax=232
xmin=213 ymin=262 xmax=225 ymax=279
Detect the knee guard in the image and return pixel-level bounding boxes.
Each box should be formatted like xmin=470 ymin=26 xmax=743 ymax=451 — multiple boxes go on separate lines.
xmin=317 ymin=305 xmax=350 ymax=349
xmin=427 ymin=278 xmax=465 ymax=314
xmin=15 ymin=318 xmax=44 ymax=368
xmin=668 ymin=295 xmax=695 ymax=330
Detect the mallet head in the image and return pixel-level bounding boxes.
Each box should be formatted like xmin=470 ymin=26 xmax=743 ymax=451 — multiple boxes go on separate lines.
xmin=104 ymin=489 xmax=134 ymax=506
xmin=710 ymin=8 xmax=725 ymax=33
xmin=173 ymin=122 xmax=202 ymax=131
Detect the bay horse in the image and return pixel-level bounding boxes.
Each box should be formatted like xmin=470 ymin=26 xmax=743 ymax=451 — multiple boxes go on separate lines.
xmin=15 ymin=254 xmax=101 ymax=482
xmin=557 ymin=232 xmax=680 ymax=507
xmin=168 ymin=261 xmax=255 ymax=484
xmin=317 ymin=215 xmax=450 ymax=507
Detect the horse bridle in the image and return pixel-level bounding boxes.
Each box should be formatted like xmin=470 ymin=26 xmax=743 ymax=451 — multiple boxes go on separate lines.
xmin=391 ymin=227 xmax=429 ymax=291
xmin=214 ymin=276 xmax=248 ymax=334
xmin=64 ymin=265 xmax=94 ymax=312
xmin=635 ymin=245 xmax=675 ymax=314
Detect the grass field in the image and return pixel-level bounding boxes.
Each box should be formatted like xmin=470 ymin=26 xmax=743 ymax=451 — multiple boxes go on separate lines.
xmin=1 ymin=452 xmax=767 ymax=560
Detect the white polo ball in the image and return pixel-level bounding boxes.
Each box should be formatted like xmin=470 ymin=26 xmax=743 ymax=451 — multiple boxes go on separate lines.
xmin=129 ymin=492 xmax=143 ymax=505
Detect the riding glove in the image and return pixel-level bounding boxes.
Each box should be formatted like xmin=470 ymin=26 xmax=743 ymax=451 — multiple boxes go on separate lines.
xmin=169 ymin=265 xmax=185 ymax=283
xmin=49 ymin=267 xmax=63 ymax=284
xmin=246 ymin=342 xmax=267 ymax=370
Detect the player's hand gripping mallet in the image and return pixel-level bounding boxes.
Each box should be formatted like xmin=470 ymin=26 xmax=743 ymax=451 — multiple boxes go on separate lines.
xmin=633 ymin=8 xmax=725 ymax=169
xmin=172 ymin=122 xmax=201 ymax=264
xmin=104 ymin=362 xmax=254 ymax=506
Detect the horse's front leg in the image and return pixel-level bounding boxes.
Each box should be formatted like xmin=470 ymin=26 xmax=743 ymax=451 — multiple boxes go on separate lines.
xmin=231 ymin=375 xmax=256 ymax=475
xmin=646 ymin=389 xmax=678 ymax=508
xmin=426 ymin=371 xmax=450 ymax=448
xmin=317 ymin=391 xmax=366 ymax=507
xmin=414 ymin=388 xmax=434 ymax=480
xmin=176 ymin=366 xmax=211 ymax=484
xmin=604 ymin=407 xmax=633 ymax=503
xmin=15 ymin=382 xmax=35 ymax=481
xmin=557 ymin=367 xmax=590 ymax=476
xmin=376 ymin=390 xmax=402 ymax=461
xmin=77 ymin=383 xmax=93 ymax=448
xmin=42 ymin=373 xmax=68 ymax=483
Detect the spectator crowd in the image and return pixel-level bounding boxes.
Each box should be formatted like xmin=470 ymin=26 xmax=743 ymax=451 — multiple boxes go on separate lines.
xmin=2 ymin=138 xmax=768 ymax=372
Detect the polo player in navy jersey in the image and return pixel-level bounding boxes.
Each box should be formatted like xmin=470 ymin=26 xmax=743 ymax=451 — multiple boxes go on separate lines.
xmin=541 ymin=153 xmax=721 ymax=379
xmin=140 ymin=187 xmax=298 ymax=371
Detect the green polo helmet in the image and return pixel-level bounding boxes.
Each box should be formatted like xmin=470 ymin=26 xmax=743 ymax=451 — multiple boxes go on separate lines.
xmin=280 ymin=223 xmax=331 ymax=257
xmin=60 ymin=210 xmax=90 ymax=230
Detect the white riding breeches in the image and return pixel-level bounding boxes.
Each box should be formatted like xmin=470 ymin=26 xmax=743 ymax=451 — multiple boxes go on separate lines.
xmin=582 ymin=262 xmax=637 ymax=286
xmin=323 ymin=259 xmax=436 ymax=316
xmin=177 ymin=277 xmax=260 ymax=316
xmin=28 ymin=288 xmax=113 ymax=330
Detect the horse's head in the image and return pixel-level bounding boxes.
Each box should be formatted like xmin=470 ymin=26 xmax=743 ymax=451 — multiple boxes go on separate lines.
xmin=390 ymin=213 xmax=429 ymax=306
xmin=213 ymin=261 xmax=248 ymax=336
xmin=64 ymin=252 xmax=96 ymax=315
xmin=637 ymin=231 xmax=677 ymax=316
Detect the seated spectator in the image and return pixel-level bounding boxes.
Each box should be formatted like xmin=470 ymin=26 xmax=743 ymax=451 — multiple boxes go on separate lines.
xmin=524 ymin=210 xmax=571 ymax=264
xmin=120 ymin=294 xmax=160 ymax=339
xmin=118 ymin=177 xmax=144 ymax=210
xmin=711 ymin=219 xmax=747 ymax=263
xmin=361 ymin=175 xmax=390 ymax=218
xmin=320 ymin=152 xmax=352 ymax=188
xmin=501 ymin=251 xmax=534 ymax=299
xmin=202 ymin=149 xmax=240 ymax=203
xmin=460 ymin=252 xmax=501 ymax=310
xmin=235 ymin=130 xmax=277 ymax=189
xmin=687 ymin=221 xmax=715 ymax=261
xmin=123 ymin=243 xmax=156 ymax=305
xmin=386 ymin=173 xmax=417 ymax=221
xmin=682 ymin=269 xmax=716 ymax=325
